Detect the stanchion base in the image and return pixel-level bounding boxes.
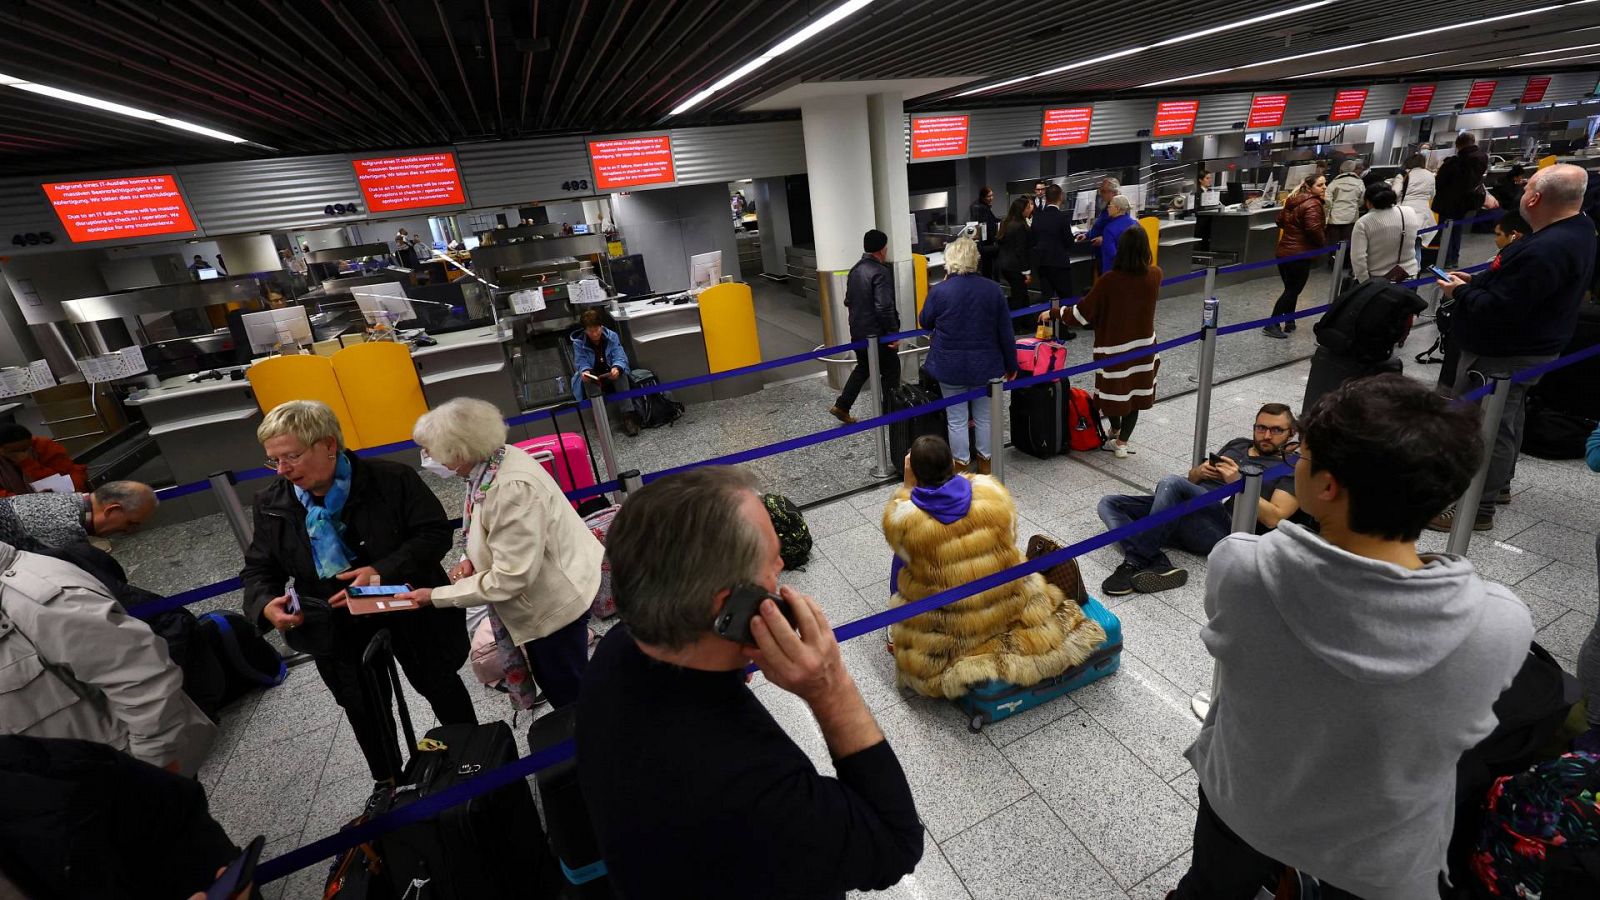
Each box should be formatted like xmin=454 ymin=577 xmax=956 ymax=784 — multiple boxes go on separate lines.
xmin=1190 ymin=691 xmax=1211 ymax=721
xmin=869 ymin=466 xmax=896 ymax=479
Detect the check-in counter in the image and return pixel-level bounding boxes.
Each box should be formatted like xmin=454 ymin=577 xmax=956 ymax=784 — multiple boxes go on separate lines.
xmin=1196 ymin=207 xmax=1282 ymax=271
xmin=612 ymin=294 xmax=761 ymax=406
xmin=1156 ymin=218 xmax=1200 ymax=285
xmin=411 ymin=327 xmax=518 ymax=416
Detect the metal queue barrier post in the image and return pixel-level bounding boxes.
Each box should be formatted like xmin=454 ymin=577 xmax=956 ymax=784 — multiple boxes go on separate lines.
xmin=1436 ymin=220 xmax=1455 ymax=269
xmin=1191 ymin=463 xmax=1264 ymax=721
xmin=619 ymin=469 xmax=644 ymax=499
xmin=583 ymin=381 xmax=621 ymax=484
xmin=1187 ymin=267 xmax=1218 ymax=385
xmin=1447 ymin=377 xmax=1512 ymax=555
xmin=867 ymin=334 xmax=895 ymax=479
xmin=1327 ymin=240 xmax=1347 ymax=305
xmin=208 ymin=470 xmax=253 ymax=553
xmin=1190 ymin=297 xmax=1221 ymax=467
xmin=988 ymin=378 xmax=1006 ymax=484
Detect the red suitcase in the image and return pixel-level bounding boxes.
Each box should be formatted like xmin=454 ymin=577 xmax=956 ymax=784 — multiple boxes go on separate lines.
xmin=515 ymin=432 xmax=596 ymax=503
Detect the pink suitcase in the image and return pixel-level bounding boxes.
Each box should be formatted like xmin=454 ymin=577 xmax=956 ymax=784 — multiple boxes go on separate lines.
xmin=1015 ymin=338 xmax=1069 ymax=376
xmin=514 ymin=433 xmax=596 ymax=505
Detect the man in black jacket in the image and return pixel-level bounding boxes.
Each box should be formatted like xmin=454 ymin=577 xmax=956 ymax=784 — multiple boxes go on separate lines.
xmin=1430 ymin=163 xmax=1597 ymax=532
xmin=578 ymin=467 xmax=923 ymax=899
xmin=1030 ymin=184 xmax=1077 ymax=340
xmin=1432 ymin=132 xmax=1497 ymax=266
xmin=829 ymin=229 xmax=901 ymax=424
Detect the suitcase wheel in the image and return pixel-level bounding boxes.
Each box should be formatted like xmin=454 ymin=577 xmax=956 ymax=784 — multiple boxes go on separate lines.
xmin=968 ymin=713 xmax=987 ymax=734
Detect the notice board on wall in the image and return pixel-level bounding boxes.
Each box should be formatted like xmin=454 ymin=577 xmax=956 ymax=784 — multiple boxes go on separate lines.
xmin=1152 ymin=100 xmax=1199 ymax=138
xmin=40 ymin=175 xmax=198 ymax=243
xmin=1521 ymin=76 xmax=1552 ymax=104
xmin=1041 ymin=107 xmax=1093 ymax=147
xmin=1329 ymin=89 xmax=1369 ymax=122
xmin=588 ymin=135 xmax=677 ymax=190
xmin=1464 ymin=80 xmax=1498 ymax=109
xmin=1246 ymin=94 xmax=1288 ymax=129
xmin=1401 ymin=85 xmax=1436 ymax=115
xmin=352 ymin=153 xmax=467 ymax=212
xmin=910 ymin=116 xmax=970 ymax=159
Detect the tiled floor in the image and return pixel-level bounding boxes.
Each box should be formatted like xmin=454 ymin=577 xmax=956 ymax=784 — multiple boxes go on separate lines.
xmin=129 ymin=231 xmax=1597 ymax=899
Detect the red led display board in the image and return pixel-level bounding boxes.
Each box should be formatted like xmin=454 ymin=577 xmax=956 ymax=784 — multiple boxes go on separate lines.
xmin=40 ymin=175 xmax=197 ymax=243
xmin=352 ymin=152 xmax=466 ymax=212
xmin=1329 ymin=89 xmax=1369 ymax=122
xmin=587 ymin=135 xmax=677 ymax=190
xmin=1521 ymin=76 xmax=1552 ymax=104
xmin=1041 ymin=107 xmax=1093 ymax=147
xmin=1401 ymin=85 xmax=1437 ymax=115
xmin=1152 ymin=100 xmax=1200 ymax=138
xmin=1465 ymin=80 xmax=1498 ymax=109
xmin=909 ymin=115 xmax=970 ymax=159
xmin=1246 ymin=94 xmax=1289 ymax=129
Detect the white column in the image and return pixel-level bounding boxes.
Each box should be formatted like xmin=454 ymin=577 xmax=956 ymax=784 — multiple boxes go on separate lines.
xmin=867 ymin=92 xmax=915 ymax=339
xmin=801 ymin=95 xmax=878 ymax=273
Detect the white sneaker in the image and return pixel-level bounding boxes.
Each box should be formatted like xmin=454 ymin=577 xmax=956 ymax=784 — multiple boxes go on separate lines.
xmin=1113 ymin=442 xmax=1129 ymax=459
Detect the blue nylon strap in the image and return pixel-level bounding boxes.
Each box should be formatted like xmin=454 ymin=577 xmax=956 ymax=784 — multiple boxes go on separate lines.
xmin=154 ymin=480 xmax=215 ymax=501
xmin=1219 ymin=244 xmax=1337 ymax=276
xmin=604 ymin=339 xmax=865 ymax=404
xmin=128 ymin=576 xmax=244 ymax=620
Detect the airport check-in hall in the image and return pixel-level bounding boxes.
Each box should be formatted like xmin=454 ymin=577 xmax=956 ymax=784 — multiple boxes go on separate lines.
xmin=1 ymin=1 xmax=1599 ymax=898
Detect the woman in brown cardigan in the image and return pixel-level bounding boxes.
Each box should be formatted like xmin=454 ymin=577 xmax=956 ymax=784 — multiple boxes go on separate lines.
xmin=1042 ymin=225 xmax=1162 ymax=457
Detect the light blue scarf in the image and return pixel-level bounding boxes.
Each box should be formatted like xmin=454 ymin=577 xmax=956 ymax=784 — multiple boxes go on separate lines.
xmin=296 ymin=452 xmax=354 ymax=578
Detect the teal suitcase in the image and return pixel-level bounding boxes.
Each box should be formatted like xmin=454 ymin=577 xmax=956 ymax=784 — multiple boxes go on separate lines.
xmin=955 ymin=595 xmax=1122 ymax=733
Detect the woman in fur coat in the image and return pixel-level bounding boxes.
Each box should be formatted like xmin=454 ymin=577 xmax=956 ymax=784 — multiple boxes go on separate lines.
xmin=883 ymin=436 xmax=1105 ymax=699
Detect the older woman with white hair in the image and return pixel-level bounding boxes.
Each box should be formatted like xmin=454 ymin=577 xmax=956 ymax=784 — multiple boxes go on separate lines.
xmin=917 ymin=237 xmax=1018 ymax=474
xmin=400 ymin=398 xmax=602 ymax=708
xmin=241 ymin=399 xmax=474 ymax=785
xmin=1083 ymin=194 xmax=1137 ymax=274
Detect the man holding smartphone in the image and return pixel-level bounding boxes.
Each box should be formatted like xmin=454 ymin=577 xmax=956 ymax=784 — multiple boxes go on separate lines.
xmin=577 ymin=466 xmax=924 ymax=899
xmin=1096 ymin=403 xmax=1303 ymax=597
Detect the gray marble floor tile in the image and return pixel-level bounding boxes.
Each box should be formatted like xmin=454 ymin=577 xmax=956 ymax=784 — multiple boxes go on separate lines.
xmin=781 ymin=553 xmax=875 ymax=626
xmin=253 ymin=833 xmax=305 ymax=900
xmin=198 ymin=691 xmax=263 ymax=794
xmin=1111 ymin=596 xmax=1213 ymax=695
xmin=1446 ymin=536 xmax=1557 ymax=587
xmin=1515 ymin=557 xmax=1599 ymax=616
xmin=805 ymin=498 xmax=873 ymax=541
xmin=1536 ymin=609 xmax=1597 ymax=664
xmin=1167 ymin=768 xmax=1201 ymax=810
xmin=859 ymin=577 xmax=893 ymax=612
xmin=1126 ymin=852 xmax=1194 ymax=900
xmin=940 ymin=795 xmax=1124 ymax=899
xmin=319 ymin=717 xmax=375 ymax=789
xmin=299 ymin=773 xmax=379 ymax=853
xmin=1506 ymin=486 xmax=1600 ymax=536
xmin=752 ymin=682 xmax=836 ymax=777
xmin=818 ymin=521 xmax=898 ymax=589
xmin=840 ymin=627 xmax=915 ymax=714
xmin=850 ymin=831 xmax=972 ymax=900
xmin=871 ymin=700 xmax=1033 ymax=842
xmin=236 ymin=668 xmax=348 ymax=753
xmin=1515 ymin=588 xmax=1574 ymax=632
xmin=1004 ymin=709 xmax=1197 ymax=889
xmin=1074 ymin=655 xmax=1202 ymax=781
xmin=209 ymin=722 xmax=337 ymax=842
xmin=977 ymin=688 xmax=1080 ymax=749
xmin=1509 ymin=521 xmax=1599 ymax=569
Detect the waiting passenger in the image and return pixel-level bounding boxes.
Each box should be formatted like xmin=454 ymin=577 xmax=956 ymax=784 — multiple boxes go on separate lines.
xmin=0 ymin=480 xmax=156 ymax=551
xmin=1390 ymin=152 xmax=1437 ymax=228
xmin=918 ymin=236 xmax=1018 ymax=475
xmin=828 ymin=229 xmax=899 ymax=426
xmin=995 ymin=195 xmax=1037 ymax=330
xmin=0 ymin=424 xmax=87 ymax=498
xmin=1349 ymin=184 xmax=1420 ymax=283
xmin=403 ymin=398 xmax=602 ymax=709
xmin=883 ymin=436 xmax=1105 ymax=698
xmin=0 ymin=540 xmax=216 ymax=776
xmin=577 ymin=466 xmax=924 ymax=898
xmin=1097 ymin=403 xmax=1301 ymax=596
xmin=1263 ymin=174 xmax=1327 ymax=339
xmin=1082 ymin=193 xmax=1137 ymax=275
xmin=569 ymin=309 xmax=642 ymax=437
xmin=1325 ymin=159 xmax=1367 ymax=252
xmin=1170 ymin=374 xmax=1532 ymax=900
xmin=241 ymin=400 xmax=476 ymax=786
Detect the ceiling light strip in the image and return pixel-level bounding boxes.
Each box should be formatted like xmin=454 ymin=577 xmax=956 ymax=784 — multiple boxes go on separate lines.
xmin=0 ymin=72 xmax=256 ymax=144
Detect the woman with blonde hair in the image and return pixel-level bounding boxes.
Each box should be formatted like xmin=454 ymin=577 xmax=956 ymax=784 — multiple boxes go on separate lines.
xmin=400 ymin=398 xmax=603 ymax=709
xmin=884 ymin=435 xmax=1105 ymax=698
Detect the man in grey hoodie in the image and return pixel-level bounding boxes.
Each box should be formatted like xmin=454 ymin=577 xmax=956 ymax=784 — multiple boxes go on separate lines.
xmin=1171 ymin=374 xmax=1532 ymax=900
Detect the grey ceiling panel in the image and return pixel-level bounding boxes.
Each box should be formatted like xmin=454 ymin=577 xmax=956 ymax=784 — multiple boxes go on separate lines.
xmin=0 ymin=178 xmax=59 ymax=237
xmin=455 ymin=135 xmax=592 ymax=208
xmin=671 ymin=121 xmax=808 ymax=186
xmin=179 ymin=155 xmax=364 ymax=236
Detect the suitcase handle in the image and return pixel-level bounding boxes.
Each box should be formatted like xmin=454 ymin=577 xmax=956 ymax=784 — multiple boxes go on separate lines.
xmin=361 ymin=629 xmax=419 ymax=776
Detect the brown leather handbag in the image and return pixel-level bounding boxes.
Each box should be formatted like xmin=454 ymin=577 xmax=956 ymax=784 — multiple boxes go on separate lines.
xmin=1025 ymin=534 xmax=1087 ymax=605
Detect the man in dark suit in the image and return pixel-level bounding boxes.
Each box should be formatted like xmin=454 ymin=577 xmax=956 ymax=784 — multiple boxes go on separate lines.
xmin=829 ymin=229 xmax=901 ymax=424
xmin=1030 ymin=184 xmax=1077 ymax=340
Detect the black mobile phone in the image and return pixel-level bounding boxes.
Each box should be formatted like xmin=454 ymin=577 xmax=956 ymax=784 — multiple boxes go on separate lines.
xmin=1429 ymin=264 xmax=1453 ymax=281
xmin=712 ymin=584 xmax=796 ymax=644
xmin=206 ymin=835 xmax=265 ymax=900
xmin=1208 ymin=452 xmax=1223 ymax=466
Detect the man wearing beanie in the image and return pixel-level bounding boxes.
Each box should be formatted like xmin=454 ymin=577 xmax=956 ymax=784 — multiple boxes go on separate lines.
xmin=829 ymin=229 xmax=901 ymax=425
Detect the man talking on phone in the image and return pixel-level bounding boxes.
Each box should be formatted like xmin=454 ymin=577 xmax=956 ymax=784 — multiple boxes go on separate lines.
xmin=577 ymin=466 xmax=924 ymax=899
xmin=1096 ymin=403 xmax=1303 ymax=597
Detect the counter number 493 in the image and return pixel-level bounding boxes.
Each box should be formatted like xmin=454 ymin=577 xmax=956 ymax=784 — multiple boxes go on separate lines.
xmin=561 ymin=179 xmax=590 ymax=192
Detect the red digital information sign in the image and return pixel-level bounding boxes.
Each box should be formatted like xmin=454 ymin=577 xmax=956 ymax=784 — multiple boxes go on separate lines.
xmin=41 ymin=175 xmax=197 ymax=243
xmin=1329 ymin=89 xmax=1369 ymax=122
xmin=1401 ymin=84 xmax=1437 ymax=115
xmin=588 ymin=135 xmax=677 ymax=190
xmin=909 ymin=116 xmax=970 ymax=159
xmin=352 ymin=152 xmax=466 ymax=212
xmin=1521 ymin=76 xmax=1552 ymax=104
xmin=1040 ymin=107 xmax=1093 ymax=147
xmin=1152 ymin=100 xmax=1200 ymax=138
xmin=1246 ymin=94 xmax=1289 ymax=129
xmin=1465 ymin=80 xmax=1498 ymax=109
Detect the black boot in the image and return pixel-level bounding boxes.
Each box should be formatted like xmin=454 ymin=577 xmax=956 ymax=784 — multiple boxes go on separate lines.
xmin=622 ymin=411 xmax=642 ymax=437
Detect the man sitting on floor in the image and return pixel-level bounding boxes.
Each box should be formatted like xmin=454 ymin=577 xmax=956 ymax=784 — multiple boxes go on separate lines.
xmin=1097 ymin=403 xmax=1301 ymax=596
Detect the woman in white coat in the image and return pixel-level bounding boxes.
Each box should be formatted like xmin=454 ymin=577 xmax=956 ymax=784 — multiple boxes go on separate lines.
xmin=1390 ymin=152 xmax=1437 ymax=221
xmin=1349 ymin=184 xmax=1421 ymax=283
xmin=401 ymin=398 xmax=603 ymax=708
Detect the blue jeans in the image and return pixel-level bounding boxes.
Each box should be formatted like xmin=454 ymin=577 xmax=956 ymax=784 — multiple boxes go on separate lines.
xmin=938 ymin=382 xmax=993 ymax=462
xmin=1097 ymin=474 xmax=1231 ymax=570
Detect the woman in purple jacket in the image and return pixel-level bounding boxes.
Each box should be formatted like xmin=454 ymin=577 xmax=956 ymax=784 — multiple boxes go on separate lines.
xmin=918 ymin=237 xmax=1018 ymax=474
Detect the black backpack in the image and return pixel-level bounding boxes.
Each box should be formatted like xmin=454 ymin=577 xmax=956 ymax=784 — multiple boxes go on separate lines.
xmin=197 ymin=610 xmax=287 ymax=705
xmin=628 ymin=368 xmax=684 ymax=428
xmin=1314 ymin=278 xmax=1427 ymax=364
xmin=1521 ymin=399 xmax=1597 ymax=460
xmin=761 ymin=494 xmax=812 ymax=570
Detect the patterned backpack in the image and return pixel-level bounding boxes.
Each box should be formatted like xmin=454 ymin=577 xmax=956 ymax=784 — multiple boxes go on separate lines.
xmin=1472 ymin=752 xmax=1600 ymax=898
xmin=761 ymin=493 xmax=812 ymax=570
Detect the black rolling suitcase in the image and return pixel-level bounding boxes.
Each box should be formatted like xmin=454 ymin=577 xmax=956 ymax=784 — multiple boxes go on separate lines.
xmin=528 ymin=706 xmax=613 ymax=898
xmin=1009 ymin=382 xmax=1063 ymax=458
xmin=888 ymin=382 xmax=945 ymax=465
xmin=360 ymin=631 xmax=563 ymax=899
